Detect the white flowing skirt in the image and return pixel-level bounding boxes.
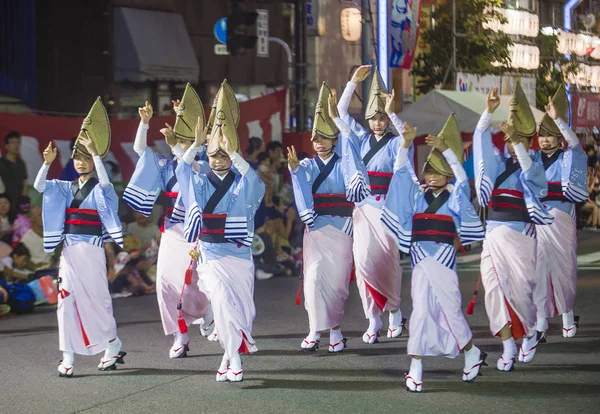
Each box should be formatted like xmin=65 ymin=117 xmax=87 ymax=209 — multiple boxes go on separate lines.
xmin=407 ymin=257 xmax=472 ymax=358
xmin=156 ymin=224 xmax=209 ymax=335
xmin=353 ymin=204 xmax=402 ymax=318
xmin=57 ymin=243 xmax=117 ymax=355
xmin=535 ymin=208 xmax=577 ymax=317
xmin=481 ymin=226 xmax=537 ymax=339
xmin=196 ymin=255 xmax=257 ymax=359
xmin=303 ymin=225 xmax=353 ymax=332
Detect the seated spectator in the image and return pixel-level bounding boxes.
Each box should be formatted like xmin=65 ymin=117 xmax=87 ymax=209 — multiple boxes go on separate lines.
xmin=256 ymin=152 xmax=275 ymax=207
xmin=0 ymin=131 xmax=28 ymax=216
xmin=0 ymin=243 xmax=33 ymax=282
xmin=0 ymin=193 xmax=13 ymax=244
xmin=255 ymin=209 xmax=298 ymax=278
xmin=12 ymin=195 xmax=32 ymax=245
xmin=0 ymin=278 xmax=35 ymax=314
xmin=245 ymin=137 xmax=265 ymax=170
xmin=20 ymin=206 xmax=54 ymax=268
xmin=582 ymin=165 xmax=600 ymax=230
xmin=128 ymin=211 xmax=161 ymax=250
xmin=0 ymin=283 xmax=10 ymax=315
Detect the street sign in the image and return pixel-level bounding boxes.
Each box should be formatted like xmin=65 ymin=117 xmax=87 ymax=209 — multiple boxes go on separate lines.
xmin=256 ymin=9 xmax=269 ymax=57
xmin=214 ymin=44 xmax=229 ymax=55
xmin=214 ymin=18 xmax=227 ymax=44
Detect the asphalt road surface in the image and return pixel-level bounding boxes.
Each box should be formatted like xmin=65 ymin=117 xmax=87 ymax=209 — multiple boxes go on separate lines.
xmin=2 ymin=233 xmax=600 ymax=413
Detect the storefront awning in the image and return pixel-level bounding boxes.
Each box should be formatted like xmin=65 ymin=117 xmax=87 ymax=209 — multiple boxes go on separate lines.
xmin=113 ymin=7 xmax=199 ymax=83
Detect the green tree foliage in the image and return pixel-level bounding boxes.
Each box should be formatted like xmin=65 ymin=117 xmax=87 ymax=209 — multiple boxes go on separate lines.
xmin=412 ymin=0 xmax=513 ymax=95
xmin=535 ymin=33 xmax=580 ymax=110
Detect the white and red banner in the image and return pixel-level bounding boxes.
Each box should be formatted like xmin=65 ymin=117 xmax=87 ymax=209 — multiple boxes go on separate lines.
xmin=0 ymin=89 xmax=286 ymax=181
xmin=572 ymin=93 xmax=600 ymax=128
xmin=389 ymin=0 xmax=424 ymax=69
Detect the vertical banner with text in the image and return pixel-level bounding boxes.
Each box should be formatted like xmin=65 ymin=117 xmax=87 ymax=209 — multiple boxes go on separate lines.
xmin=256 ymin=9 xmax=269 ymax=57
xmin=389 ymin=0 xmax=423 ymax=69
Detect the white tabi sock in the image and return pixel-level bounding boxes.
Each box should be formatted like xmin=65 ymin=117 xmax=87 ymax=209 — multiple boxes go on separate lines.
xmin=368 ymin=315 xmax=383 ymax=333
xmin=563 ymin=310 xmax=575 ymax=328
xmin=389 ymin=310 xmax=403 ymax=328
xmin=173 ymin=331 xmax=189 ymax=347
xmin=330 ymin=328 xmax=343 ymax=344
xmin=307 ymin=331 xmax=321 ymax=342
xmin=536 ymin=317 xmax=548 ymax=332
xmin=406 ymin=357 xmax=424 ymax=391
xmin=502 ymin=337 xmax=516 ymax=358
xmin=62 ymin=351 xmax=74 ymax=366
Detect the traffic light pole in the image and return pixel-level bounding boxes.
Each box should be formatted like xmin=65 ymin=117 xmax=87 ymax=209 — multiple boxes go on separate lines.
xmin=294 ymin=0 xmax=307 ymax=132
xmin=361 ymin=0 xmax=372 ymax=116
xmin=269 ymin=37 xmax=293 ymax=131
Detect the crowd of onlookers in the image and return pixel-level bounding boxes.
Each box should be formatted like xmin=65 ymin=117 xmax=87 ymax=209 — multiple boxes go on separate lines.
xmin=581 ymin=143 xmax=600 ymax=231
xmin=0 ymin=132 xmax=306 ymax=316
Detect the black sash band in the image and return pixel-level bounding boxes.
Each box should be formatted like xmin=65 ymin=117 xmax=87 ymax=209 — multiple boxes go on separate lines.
xmin=542 ymin=149 xmax=563 ymax=171
xmin=200 ymin=214 xmax=227 ymax=243
xmin=362 ymin=132 xmax=394 ymax=166
xmin=541 ymin=181 xmax=566 ymax=202
xmin=70 ymin=177 xmax=99 ymax=209
xmin=64 ymin=223 xmax=103 ymax=236
xmin=368 ymin=172 xmax=393 ymax=195
xmin=312 ymin=154 xmax=340 ymax=193
xmin=411 ymin=213 xmax=456 ymax=245
xmin=488 ymin=194 xmax=532 ymax=223
xmin=424 ymin=190 xmax=450 ymax=214
xmin=64 ymin=207 xmax=103 ymax=236
xmin=312 ymin=194 xmax=354 ymax=217
xmin=204 ymin=171 xmax=236 ymax=214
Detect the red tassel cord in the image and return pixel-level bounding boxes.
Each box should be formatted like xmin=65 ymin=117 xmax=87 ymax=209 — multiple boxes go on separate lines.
xmin=177 ymin=240 xmax=201 ymax=334
xmin=466 ymin=274 xmax=482 ymax=315
xmin=177 ymin=304 xmax=188 ymax=334
xmin=184 ymin=267 xmax=193 ymax=285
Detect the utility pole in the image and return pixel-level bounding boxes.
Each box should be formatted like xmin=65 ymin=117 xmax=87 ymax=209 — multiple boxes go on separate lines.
xmin=361 ymin=0 xmax=372 ymax=115
xmin=294 ymin=0 xmax=307 ymax=132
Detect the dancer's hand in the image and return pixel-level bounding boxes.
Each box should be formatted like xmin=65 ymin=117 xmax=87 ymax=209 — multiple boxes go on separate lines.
xmin=287 ymin=145 xmax=299 ymax=170
xmin=486 ymin=88 xmax=500 ymax=113
xmin=499 ymin=118 xmax=519 ymax=144
xmin=545 ymin=96 xmax=558 ymax=120
xmin=328 ymin=90 xmax=339 ymax=118
xmin=385 ymin=89 xmax=396 ymax=116
xmin=402 ymin=123 xmax=417 ymax=148
xmin=195 ymin=116 xmax=208 ymax=147
xmin=219 ymin=128 xmax=234 ymax=156
xmin=160 ymin=123 xmax=177 ymax=148
xmin=425 ymin=134 xmax=449 ymax=152
xmin=43 ymin=142 xmax=58 ymax=166
xmin=79 ymin=131 xmax=98 ymax=156
xmin=138 ymin=101 xmax=153 ymax=124
xmin=351 ymin=65 xmax=372 ymax=84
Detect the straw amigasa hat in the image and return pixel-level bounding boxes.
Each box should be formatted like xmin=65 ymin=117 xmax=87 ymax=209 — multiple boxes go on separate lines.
xmin=364 ymin=68 xmax=388 ymax=120
xmin=206 ymin=79 xmax=240 ymax=156
xmin=508 ymin=80 xmax=536 ymax=140
xmin=538 ymin=84 xmax=568 ymax=138
xmin=174 ymin=83 xmax=206 ymax=141
xmin=72 ymin=97 xmax=111 ymax=158
xmin=311 ymin=82 xmax=339 ymax=141
xmin=422 ymin=113 xmax=463 ymax=177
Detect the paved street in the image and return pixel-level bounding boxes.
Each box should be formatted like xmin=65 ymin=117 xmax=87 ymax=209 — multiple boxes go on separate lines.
xmin=2 ymin=232 xmax=600 ymax=414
